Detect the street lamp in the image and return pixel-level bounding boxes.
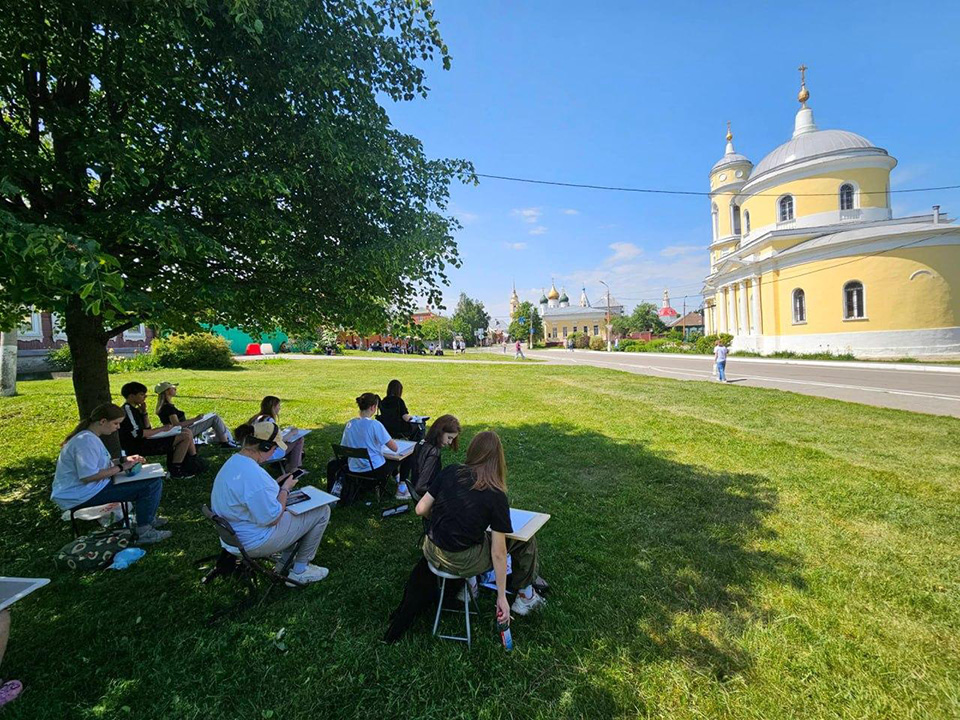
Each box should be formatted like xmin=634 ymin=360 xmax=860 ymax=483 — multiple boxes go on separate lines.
xmin=599 ymin=280 xmax=612 ymax=352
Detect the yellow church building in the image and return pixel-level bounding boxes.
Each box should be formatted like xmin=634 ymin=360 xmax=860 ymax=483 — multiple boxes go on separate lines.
xmin=702 ymin=69 xmax=960 ymax=358
xmin=511 ymin=282 xmax=623 ymax=344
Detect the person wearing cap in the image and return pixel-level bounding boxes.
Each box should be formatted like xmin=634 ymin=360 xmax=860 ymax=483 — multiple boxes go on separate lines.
xmin=154 ymin=381 xmax=236 ymax=448
xmin=210 ymin=422 xmax=331 ymax=585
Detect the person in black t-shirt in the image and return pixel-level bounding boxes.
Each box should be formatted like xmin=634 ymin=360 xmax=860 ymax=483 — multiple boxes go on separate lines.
xmin=409 ymin=414 xmax=461 ymax=500
xmin=154 ymin=381 xmax=236 ymax=448
xmin=119 ymin=381 xmax=201 ymax=479
xmin=377 ymin=379 xmax=422 ymax=440
xmin=416 ymin=431 xmax=546 ymax=620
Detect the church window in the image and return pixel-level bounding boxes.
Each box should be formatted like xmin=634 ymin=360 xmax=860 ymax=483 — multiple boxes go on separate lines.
xmin=843 ymin=281 xmax=865 ymax=319
xmin=593 ymin=325 xmax=599 ymax=335
xmin=792 ymin=289 xmax=806 ymax=323
xmin=839 ymin=184 xmax=855 ymax=211
xmin=583 ymin=326 xmax=588 ymax=333
xmin=778 ymin=195 xmax=794 ymax=222
xmin=744 ymin=210 xmax=751 ymax=234
xmin=562 ymin=327 xmax=568 ymax=338
xmin=731 ymin=204 xmax=741 ymax=235
xmin=711 ymin=203 xmax=719 ymax=241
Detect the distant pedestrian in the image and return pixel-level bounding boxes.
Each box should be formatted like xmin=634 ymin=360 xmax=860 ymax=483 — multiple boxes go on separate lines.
xmin=567 ymin=336 xmax=574 ymax=352
xmin=514 ymin=340 xmax=525 ymax=360
xmin=714 ymin=340 xmax=728 ymax=383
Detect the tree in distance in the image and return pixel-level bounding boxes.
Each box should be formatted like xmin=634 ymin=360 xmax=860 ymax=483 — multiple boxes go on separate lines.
xmin=418 ymin=315 xmax=454 ymax=349
xmin=611 ymin=302 xmax=666 ymax=336
xmin=508 ymin=301 xmax=543 ymax=344
xmin=0 ymin=1 xmax=473 ymax=423
xmin=451 ymin=293 xmax=490 ymax=346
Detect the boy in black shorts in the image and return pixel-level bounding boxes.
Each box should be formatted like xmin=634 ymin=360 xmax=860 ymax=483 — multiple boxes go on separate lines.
xmin=119 ymin=382 xmax=203 ymax=479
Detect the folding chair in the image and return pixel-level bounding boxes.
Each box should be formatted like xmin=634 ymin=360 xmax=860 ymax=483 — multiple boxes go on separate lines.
xmin=197 ymin=504 xmax=303 ymax=624
xmin=68 ymin=500 xmax=131 ymax=538
xmin=331 ymin=444 xmax=389 ymax=501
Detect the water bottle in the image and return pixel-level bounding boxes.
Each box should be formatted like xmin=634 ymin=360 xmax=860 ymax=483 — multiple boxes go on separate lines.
xmin=497 ymin=620 xmax=513 ymax=652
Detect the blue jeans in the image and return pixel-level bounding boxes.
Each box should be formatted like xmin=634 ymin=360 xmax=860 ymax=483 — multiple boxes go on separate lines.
xmin=716 ymin=360 xmax=727 ymax=382
xmin=80 ymin=478 xmax=164 ymax=526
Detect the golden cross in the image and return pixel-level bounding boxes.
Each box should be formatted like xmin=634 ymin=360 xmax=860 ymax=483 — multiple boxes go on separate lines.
xmin=798 ymin=64 xmax=808 ymax=85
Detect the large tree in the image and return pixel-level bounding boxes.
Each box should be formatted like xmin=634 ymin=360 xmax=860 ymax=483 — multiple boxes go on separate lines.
xmin=0 ymin=0 xmax=472 ymax=420
xmin=418 ymin=315 xmax=453 ymax=348
xmin=450 ymin=292 xmax=489 ymax=346
xmin=508 ymin=301 xmax=543 ymax=345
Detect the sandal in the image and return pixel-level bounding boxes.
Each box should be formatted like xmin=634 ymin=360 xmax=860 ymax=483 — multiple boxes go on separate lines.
xmin=0 ymin=679 xmax=23 ymax=707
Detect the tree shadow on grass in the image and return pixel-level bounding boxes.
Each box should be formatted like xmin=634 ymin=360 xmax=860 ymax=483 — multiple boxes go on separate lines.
xmin=0 ymin=419 xmax=804 ymax=719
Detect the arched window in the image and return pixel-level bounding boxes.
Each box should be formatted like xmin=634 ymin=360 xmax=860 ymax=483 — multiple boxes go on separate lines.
xmin=792 ymin=289 xmax=806 ymax=323
xmin=731 ymin=203 xmax=741 ymax=235
xmin=711 ymin=203 xmax=719 ymax=240
xmin=778 ymin=195 xmax=794 ymax=222
xmin=839 ymin=183 xmax=855 ymax=211
xmin=843 ymin=281 xmax=865 ymax=319
xmin=744 ymin=210 xmax=751 ymax=234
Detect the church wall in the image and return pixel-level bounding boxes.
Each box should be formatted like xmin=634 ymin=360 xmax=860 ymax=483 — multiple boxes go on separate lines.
xmin=760 ymin=245 xmax=959 ymax=337
xmin=741 ymin=167 xmax=891 ymax=230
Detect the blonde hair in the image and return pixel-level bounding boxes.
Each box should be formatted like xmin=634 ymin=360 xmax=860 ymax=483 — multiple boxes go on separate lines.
xmin=156 ymin=387 xmax=174 ymax=414
xmin=464 ymin=431 xmax=506 ymax=493
xmin=64 ymin=404 xmax=125 ymax=446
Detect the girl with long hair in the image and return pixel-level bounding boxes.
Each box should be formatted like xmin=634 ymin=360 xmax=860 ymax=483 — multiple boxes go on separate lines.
xmin=409 ymin=414 xmax=461 ymax=500
xmin=249 ymin=395 xmax=305 ymax=471
xmin=52 ymin=403 xmax=171 ymax=545
xmin=416 ymin=430 xmax=546 ymax=621
xmin=154 ymin=381 xmax=235 ymax=447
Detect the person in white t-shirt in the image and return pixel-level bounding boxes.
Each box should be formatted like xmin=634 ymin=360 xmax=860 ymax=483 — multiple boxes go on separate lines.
xmin=51 ymin=403 xmax=171 ymax=544
xmin=341 ymin=393 xmax=405 ymax=497
xmin=714 ymin=340 xmax=729 ymax=383
xmin=211 ymin=422 xmax=331 ymax=585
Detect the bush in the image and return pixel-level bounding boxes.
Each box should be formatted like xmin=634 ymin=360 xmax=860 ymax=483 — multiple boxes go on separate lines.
xmin=107 ymin=350 xmax=160 ymax=374
xmin=589 ymin=336 xmax=607 ymax=351
xmin=46 ymin=345 xmax=73 ymax=371
xmin=151 ymin=333 xmax=235 ymax=369
xmin=694 ymin=333 xmax=733 ymax=354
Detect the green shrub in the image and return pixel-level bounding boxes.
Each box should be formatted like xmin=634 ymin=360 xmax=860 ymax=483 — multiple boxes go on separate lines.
xmin=589 ymin=336 xmax=606 ymax=351
xmin=567 ymin=331 xmax=590 ymax=349
xmin=664 ymin=328 xmax=684 ymax=342
xmin=46 ymin=345 xmax=73 ymax=371
xmin=107 ymin=350 xmax=160 ymax=374
xmin=152 ymin=333 xmax=235 ymax=369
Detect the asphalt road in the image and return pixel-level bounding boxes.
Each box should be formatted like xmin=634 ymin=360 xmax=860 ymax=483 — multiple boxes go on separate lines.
xmin=518 ymin=349 xmax=960 ymax=418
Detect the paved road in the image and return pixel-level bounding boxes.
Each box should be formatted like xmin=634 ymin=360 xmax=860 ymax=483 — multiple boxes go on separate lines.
xmin=515 ymin=349 xmax=960 ymax=418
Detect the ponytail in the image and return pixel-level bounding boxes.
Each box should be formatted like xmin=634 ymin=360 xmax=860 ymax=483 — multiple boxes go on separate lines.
xmin=356 ymin=393 xmax=380 ymax=412
xmin=63 ymin=403 xmax=125 ymax=446
xmin=234 ymin=423 xmax=257 ymax=448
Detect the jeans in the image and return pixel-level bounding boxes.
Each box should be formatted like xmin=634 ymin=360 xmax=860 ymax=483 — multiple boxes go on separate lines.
xmin=80 ymin=477 xmax=164 ymax=527
xmin=716 ymin=360 xmax=727 ymax=382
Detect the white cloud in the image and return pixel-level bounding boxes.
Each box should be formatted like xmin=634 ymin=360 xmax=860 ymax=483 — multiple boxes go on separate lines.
xmin=528 ymin=226 xmax=547 ymax=236
xmin=511 ymin=207 xmax=542 ymax=224
xmin=504 ymin=242 xmax=528 ymax=250
xmin=659 ymin=244 xmax=703 ymax=257
xmin=606 ymin=242 xmax=643 ymax=264
xmin=598 ymin=223 xmax=619 ymax=230
xmin=455 ymin=211 xmax=480 ymax=225
xmin=561 ymin=208 xmax=580 ymax=215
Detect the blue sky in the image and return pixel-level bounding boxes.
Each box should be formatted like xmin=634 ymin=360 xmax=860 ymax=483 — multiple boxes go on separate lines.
xmin=386 ymin=1 xmax=960 ymax=325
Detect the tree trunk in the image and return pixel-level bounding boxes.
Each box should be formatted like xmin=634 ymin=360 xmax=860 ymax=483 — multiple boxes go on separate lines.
xmin=65 ymin=295 xmax=120 ymax=454
xmin=0 ymin=330 xmax=17 ymax=396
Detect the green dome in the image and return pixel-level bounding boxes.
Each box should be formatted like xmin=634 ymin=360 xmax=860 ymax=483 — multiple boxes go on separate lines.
xmin=559 ymin=292 xmax=569 ymax=303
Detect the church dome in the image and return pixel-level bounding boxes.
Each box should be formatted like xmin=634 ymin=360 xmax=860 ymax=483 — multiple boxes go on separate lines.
xmin=539 ymin=290 xmax=548 ymax=304
xmin=751 ymin=129 xmax=887 ymax=180
xmin=711 ymin=123 xmax=752 ymax=174
xmin=547 ymin=283 xmax=560 ymax=300
xmin=558 ymin=290 xmax=569 ymax=304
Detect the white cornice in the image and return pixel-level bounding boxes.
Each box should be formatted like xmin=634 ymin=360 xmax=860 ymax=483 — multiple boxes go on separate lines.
xmin=739 ymin=153 xmax=897 ymax=198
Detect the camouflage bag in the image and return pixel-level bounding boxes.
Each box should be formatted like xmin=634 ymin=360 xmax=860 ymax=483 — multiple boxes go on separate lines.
xmin=55 ymin=527 xmax=134 ymax=571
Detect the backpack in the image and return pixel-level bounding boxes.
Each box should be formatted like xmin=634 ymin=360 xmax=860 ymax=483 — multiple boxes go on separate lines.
xmin=326 ymin=457 xmax=364 ymax=506
xmin=55 ymin=527 xmax=134 ymax=571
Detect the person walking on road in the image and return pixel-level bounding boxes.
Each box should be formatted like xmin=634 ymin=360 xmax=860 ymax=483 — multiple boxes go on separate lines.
xmin=514 ymin=340 xmax=525 ymax=360
xmin=714 ymin=339 xmax=728 ymax=383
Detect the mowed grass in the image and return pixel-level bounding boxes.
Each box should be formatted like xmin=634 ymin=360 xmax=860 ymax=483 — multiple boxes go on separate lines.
xmin=1 ymin=359 xmax=958 ymax=720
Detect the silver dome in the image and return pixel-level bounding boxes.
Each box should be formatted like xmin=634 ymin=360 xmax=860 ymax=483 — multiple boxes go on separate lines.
xmin=751 ymin=129 xmax=888 ymax=179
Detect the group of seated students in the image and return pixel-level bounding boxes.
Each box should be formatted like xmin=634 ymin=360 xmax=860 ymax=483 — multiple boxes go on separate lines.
xmin=50 ymin=377 xmax=547 ymax=620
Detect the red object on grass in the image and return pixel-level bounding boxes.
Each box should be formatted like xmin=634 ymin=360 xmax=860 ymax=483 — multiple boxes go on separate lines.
xmin=245 ymin=343 xmax=262 ymax=355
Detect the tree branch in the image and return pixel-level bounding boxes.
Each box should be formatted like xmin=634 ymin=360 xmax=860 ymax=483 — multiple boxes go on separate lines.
xmin=102 ymin=319 xmax=141 ymax=342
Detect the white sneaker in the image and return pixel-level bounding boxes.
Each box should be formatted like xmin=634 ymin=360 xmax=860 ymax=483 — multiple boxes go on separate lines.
xmin=286 ymin=564 xmax=329 ymax=586
xmin=395 ymin=482 xmax=412 ymax=500
xmin=135 ymin=526 xmax=172 ymax=545
xmin=511 ymin=589 xmax=546 ymax=616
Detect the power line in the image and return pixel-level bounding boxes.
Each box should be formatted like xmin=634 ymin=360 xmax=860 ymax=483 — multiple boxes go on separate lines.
xmin=476 ymin=172 xmax=960 ymax=199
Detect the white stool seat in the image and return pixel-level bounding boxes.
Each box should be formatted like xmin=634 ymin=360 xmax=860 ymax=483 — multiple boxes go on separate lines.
xmin=426 ymin=560 xmax=477 ymax=647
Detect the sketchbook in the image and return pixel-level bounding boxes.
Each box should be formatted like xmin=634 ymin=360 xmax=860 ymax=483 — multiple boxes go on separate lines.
xmin=112 ymin=462 xmax=167 ymax=484
xmin=149 ymin=426 xmax=182 ymax=439
xmin=383 ymin=439 xmax=416 ymax=460
xmin=285 ymin=485 xmax=339 ymax=515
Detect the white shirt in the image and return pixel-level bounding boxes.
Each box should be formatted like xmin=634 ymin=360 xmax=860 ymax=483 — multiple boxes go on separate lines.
xmin=714 ymin=345 xmax=728 ymax=362
xmin=211 ymin=454 xmax=282 ymax=551
xmin=52 ymin=431 xmax=112 ymax=510
xmin=341 ymin=416 xmax=392 ymax=472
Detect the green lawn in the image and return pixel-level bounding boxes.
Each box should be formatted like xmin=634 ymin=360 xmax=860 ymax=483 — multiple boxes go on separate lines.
xmin=1 ymin=360 xmax=958 ymax=719
xmin=339 ymin=348 xmax=541 ymax=362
